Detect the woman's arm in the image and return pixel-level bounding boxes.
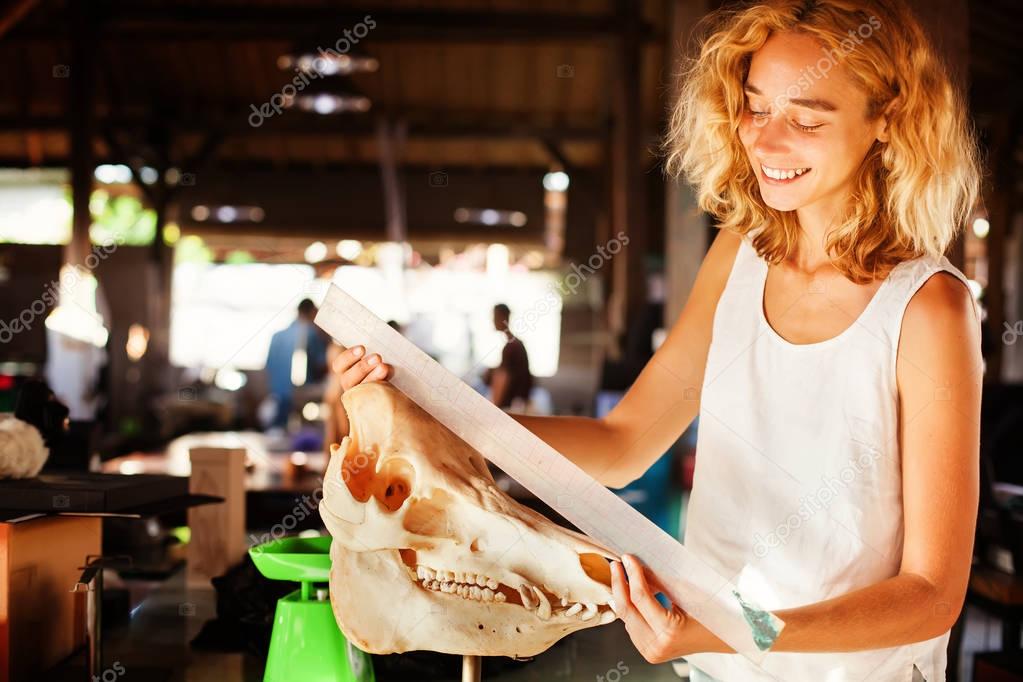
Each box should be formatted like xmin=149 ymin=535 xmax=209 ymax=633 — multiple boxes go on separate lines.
xmin=512 ymin=228 xmax=742 ymax=489
xmin=612 ymin=271 xmax=983 ymax=660
xmin=332 ymin=228 xmax=742 ymax=490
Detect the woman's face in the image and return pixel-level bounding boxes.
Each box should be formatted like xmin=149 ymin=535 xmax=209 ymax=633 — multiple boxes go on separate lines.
xmin=738 ymin=31 xmax=888 ymax=217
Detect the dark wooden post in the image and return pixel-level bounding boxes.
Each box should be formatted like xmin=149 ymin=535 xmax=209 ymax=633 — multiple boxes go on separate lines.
xmin=607 ymin=0 xmax=647 ymax=360
xmin=663 ymin=0 xmax=712 ymax=328
xmin=68 ymin=0 xmax=95 ymax=269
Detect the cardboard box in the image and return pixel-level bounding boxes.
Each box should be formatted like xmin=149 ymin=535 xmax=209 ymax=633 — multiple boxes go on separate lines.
xmin=0 ymin=516 xmax=101 ymax=682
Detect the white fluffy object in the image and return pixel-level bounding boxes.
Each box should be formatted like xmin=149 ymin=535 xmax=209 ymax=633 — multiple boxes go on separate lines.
xmin=0 ymin=414 xmax=49 ymax=479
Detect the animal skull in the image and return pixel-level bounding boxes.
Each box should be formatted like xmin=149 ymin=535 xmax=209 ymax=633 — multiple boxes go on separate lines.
xmin=319 ymin=382 xmax=619 ymax=658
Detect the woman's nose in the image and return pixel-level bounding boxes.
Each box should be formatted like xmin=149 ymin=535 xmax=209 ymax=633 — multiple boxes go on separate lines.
xmin=751 ymin=115 xmax=793 ymax=159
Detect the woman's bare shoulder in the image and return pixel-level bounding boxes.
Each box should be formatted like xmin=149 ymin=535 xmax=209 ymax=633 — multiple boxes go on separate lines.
xmin=689 ymin=227 xmax=744 ymax=304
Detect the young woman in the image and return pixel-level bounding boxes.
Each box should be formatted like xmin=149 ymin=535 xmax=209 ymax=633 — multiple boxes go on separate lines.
xmin=333 ymin=0 xmax=983 ymax=678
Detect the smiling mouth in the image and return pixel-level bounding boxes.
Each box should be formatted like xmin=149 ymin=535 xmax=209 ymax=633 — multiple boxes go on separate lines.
xmin=761 ymin=164 xmax=812 ymax=183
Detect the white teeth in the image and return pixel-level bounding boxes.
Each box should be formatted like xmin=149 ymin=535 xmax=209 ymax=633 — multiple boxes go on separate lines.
xmin=564 ymin=602 xmax=583 ymax=617
xmin=470 ymin=586 xmax=482 ymax=600
xmin=532 ymin=586 xmax=551 ymax=620
xmin=482 ymin=588 xmax=495 ymax=602
xmin=486 ymin=578 xmax=498 ymax=590
xmin=495 ymin=592 xmax=507 ymax=603
xmin=580 ymin=603 xmax=598 ymax=621
xmin=519 ymin=585 xmax=539 ymax=610
xmin=762 ymin=164 xmax=809 ymax=180
xmin=475 ymin=575 xmax=488 ymax=587
xmin=560 ymin=596 xmax=569 ymax=607
xmin=417 ymin=566 xmax=428 ymax=580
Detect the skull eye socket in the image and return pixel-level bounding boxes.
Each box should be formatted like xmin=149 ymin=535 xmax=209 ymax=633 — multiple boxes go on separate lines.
xmin=339 ymin=439 xmax=414 ymax=512
xmin=375 ymin=458 xmax=415 ymax=512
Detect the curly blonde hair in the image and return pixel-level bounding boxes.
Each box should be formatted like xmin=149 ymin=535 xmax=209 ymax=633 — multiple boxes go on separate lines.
xmin=664 ymin=0 xmax=982 ymax=282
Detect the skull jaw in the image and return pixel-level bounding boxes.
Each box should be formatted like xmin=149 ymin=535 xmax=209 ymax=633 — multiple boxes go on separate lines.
xmin=329 ymin=543 xmax=615 ymax=658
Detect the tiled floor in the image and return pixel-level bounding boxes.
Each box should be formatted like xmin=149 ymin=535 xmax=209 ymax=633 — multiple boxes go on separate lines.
xmin=47 ymin=562 xmax=1009 ymax=682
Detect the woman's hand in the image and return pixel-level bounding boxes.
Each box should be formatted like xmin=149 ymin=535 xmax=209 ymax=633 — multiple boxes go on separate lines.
xmin=333 ymin=345 xmax=393 ymax=391
xmin=610 ymin=554 xmax=726 ymax=663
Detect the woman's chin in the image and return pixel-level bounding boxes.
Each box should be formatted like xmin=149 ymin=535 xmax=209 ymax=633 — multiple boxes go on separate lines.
xmin=760 ymin=190 xmax=807 ymax=213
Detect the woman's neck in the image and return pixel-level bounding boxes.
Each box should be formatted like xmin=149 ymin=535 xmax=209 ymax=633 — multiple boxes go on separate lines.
xmin=791 ymin=193 xmax=847 ymax=273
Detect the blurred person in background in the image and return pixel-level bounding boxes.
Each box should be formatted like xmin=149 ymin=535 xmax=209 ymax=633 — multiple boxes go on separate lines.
xmin=482 ymin=303 xmax=533 ymax=411
xmin=265 ymin=298 xmax=327 ymax=432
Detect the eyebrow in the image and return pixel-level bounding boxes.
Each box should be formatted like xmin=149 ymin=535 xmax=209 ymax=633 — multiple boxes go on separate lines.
xmin=744 ymin=83 xmax=839 ymax=112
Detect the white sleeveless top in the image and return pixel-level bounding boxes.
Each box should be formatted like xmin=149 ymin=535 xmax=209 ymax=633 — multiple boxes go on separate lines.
xmin=683 ymin=230 xmax=981 ymax=682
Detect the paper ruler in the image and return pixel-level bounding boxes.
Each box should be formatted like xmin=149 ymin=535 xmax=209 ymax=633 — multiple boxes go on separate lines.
xmin=316 ymin=284 xmax=783 ymax=661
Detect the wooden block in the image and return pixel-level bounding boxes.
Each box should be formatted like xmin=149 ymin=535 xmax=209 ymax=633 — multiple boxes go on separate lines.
xmin=0 ymin=516 xmax=101 ymax=682
xmin=187 ymin=447 xmax=247 ymax=586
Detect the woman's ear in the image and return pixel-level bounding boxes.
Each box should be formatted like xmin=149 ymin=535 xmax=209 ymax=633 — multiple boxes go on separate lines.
xmin=876 ymin=98 xmax=899 ymax=144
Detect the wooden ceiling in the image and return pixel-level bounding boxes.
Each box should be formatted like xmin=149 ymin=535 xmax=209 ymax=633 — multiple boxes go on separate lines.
xmin=1 ymin=0 xmax=1018 ymax=170
xmin=0 ymin=0 xmax=671 ymax=172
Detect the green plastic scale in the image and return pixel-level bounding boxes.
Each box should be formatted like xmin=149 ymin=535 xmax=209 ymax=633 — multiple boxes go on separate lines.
xmin=249 ymin=535 xmax=375 ymax=682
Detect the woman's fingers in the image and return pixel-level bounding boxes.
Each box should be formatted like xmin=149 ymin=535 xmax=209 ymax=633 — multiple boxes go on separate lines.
xmin=622 ymin=554 xmax=672 ymax=628
xmin=334 ymin=345 xmax=392 ymax=390
xmin=332 ymin=345 xmax=365 ymax=375
xmin=610 ymin=560 xmax=654 ymax=639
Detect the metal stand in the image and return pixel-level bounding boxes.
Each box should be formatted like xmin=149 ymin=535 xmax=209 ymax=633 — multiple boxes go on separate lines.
xmin=462 ymin=655 xmax=482 ymax=682
xmin=71 ymin=557 xmax=103 ymax=680
xmin=70 ymin=555 xmax=130 ymax=682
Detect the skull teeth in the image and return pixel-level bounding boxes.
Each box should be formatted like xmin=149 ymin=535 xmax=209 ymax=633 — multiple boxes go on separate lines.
xmin=415 ymin=565 xmax=605 ymax=621
xmin=532 ymin=586 xmax=551 ymax=620
xmin=518 ymin=584 xmax=538 ymax=610
xmin=555 ymin=600 xmax=612 ymax=621
xmin=417 ymin=565 xmax=507 ymax=604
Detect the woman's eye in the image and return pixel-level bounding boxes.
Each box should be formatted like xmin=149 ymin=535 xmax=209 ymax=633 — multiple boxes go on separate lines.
xmin=793 ymin=121 xmax=823 ymax=133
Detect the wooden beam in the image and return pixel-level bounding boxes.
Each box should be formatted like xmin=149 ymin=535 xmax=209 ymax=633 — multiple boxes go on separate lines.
xmin=0 ymin=157 xmax=562 ymax=175
xmin=664 ymin=0 xmax=712 ymax=329
xmin=67 ymin=0 xmax=94 ymax=269
xmin=376 ymin=117 xmax=408 ymax=244
xmin=0 ymin=111 xmax=609 ymax=142
xmin=981 ymin=109 xmax=1019 ymax=382
xmin=7 ymin=7 xmax=662 ymax=43
xmin=0 ymin=0 xmax=39 ymax=39
xmin=607 ymin=0 xmax=647 ymax=362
